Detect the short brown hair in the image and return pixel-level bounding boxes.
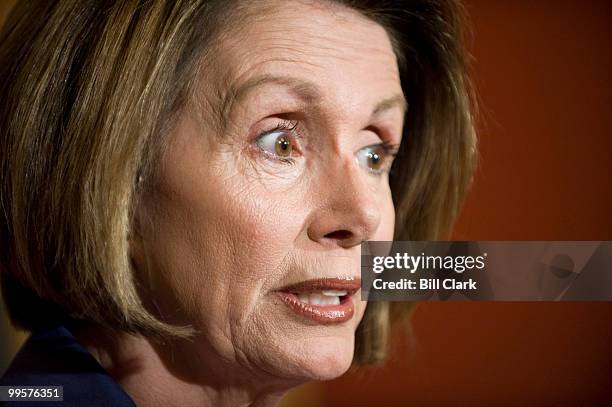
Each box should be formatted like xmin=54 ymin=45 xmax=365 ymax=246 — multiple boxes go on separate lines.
xmin=0 ymin=0 xmax=475 ymax=365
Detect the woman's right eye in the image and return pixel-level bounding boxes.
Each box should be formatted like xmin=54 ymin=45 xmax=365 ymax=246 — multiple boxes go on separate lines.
xmin=256 ymin=130 xmax=295 ymax=158
xmin=254 ymin=120 xmax=302 ymax=162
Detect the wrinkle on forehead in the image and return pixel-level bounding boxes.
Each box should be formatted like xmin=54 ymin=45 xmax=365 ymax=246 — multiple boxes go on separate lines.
xmin=223 ymin=1 xmax=400 ymax=74
xmin=190 ymin=0 xmax=402 ymax=134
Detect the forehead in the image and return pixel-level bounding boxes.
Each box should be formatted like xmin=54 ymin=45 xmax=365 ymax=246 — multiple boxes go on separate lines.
xmin=202 ymin=0 xmax=402 ymax=111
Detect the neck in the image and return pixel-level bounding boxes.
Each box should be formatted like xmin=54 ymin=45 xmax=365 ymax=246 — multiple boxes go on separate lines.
xmin=74 ymin=325 xmax=298 ymax=407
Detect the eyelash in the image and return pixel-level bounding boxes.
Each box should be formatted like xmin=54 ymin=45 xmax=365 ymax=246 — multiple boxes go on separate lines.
xmin=254 ymin=119 xmax=399 ymax=174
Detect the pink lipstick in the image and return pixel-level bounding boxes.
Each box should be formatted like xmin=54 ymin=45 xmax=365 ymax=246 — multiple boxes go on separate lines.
xmin=275 ymin=277 xmax=361 ymax=324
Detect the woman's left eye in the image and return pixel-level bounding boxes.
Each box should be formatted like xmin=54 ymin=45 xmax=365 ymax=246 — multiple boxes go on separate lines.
xmin=355 ymin=144 xmax=397 ymax=175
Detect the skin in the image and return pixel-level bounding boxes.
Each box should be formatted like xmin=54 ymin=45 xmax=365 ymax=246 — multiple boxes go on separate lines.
xmin=81 ymin=1 xmax=405 ymax=406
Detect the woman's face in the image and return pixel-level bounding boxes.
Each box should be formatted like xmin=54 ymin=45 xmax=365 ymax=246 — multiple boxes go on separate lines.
xmin=133 ymin=0 xmax=404 ymax=384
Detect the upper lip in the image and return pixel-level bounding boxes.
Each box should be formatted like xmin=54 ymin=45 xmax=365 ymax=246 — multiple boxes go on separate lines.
xmin=276 ymin=277 xmax=361 ymax=295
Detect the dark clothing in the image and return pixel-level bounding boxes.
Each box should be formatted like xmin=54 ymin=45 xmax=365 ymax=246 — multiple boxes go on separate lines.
xmin=1 ymin=323 xmax=136 ymax=406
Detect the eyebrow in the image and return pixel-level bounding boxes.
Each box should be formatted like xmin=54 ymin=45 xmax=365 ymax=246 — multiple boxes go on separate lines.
xmin=220 ymin=74 xmax=407 ymax=125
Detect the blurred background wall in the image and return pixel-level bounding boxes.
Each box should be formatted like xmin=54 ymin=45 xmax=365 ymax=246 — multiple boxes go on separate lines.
xmin=1 ymin=0 xmax=611 ymax=405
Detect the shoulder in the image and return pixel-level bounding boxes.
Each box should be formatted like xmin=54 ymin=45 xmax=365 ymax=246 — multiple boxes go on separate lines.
xmin=1 ymin=324 xmax=136 ymax=407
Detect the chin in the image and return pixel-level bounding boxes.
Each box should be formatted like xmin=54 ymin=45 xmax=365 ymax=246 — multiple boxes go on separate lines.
xmin=266 ymin=302 xmax=367 ymax=381
xmin=269 ymin=330 xmax=357 ymax=381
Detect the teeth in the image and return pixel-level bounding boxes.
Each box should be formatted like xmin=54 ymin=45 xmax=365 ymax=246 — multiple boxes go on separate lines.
xmin=296 ymin=292 xmax=342 ymax=306
xmin=322 ymin=290 xmax=347 ymax=296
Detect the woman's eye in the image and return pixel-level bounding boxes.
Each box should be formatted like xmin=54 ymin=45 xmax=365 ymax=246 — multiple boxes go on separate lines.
xmin=256 ymin=130 xmax=295 ymax=158
xmin=355 ymin=144 xmax=391 ymax=174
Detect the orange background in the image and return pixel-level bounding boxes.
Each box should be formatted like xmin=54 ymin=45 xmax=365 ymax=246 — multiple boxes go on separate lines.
xmin=1 ymin=1 xmax=611 ymax=405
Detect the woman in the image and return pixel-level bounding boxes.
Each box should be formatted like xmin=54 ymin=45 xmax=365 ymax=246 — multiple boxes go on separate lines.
xmin=0 ymin=0 xmax=475 ymax=405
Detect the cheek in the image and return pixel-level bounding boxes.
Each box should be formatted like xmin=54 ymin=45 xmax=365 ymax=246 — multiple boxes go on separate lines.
xmin=351 ymin=185 xmax=395 ymax=324
xmin=139 ymin=148 xmax=311 ymax=354
xmin=373 ymin=184 xmax=396 ymax=241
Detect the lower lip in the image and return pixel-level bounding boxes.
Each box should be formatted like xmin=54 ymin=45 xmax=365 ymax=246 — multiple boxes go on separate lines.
xmin=275 ymin=292 xmax=355 ymax=324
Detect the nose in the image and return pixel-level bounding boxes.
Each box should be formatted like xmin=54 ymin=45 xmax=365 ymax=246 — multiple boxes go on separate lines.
xmin=306 ymin=155 xmax=382 ymax=249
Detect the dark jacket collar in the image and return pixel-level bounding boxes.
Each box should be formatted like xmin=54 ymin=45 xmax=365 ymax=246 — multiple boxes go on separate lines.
xmin=1 ymin=322 xmax=137 ymax=406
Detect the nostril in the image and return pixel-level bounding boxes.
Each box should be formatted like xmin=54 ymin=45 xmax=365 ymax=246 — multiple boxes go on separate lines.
xmin=324 ymin=230 xmax=353 ymax=241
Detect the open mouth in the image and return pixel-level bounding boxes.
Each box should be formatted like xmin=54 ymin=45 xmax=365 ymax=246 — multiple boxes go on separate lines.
xmin=275 ymin=277 xmax=361 ymax=324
